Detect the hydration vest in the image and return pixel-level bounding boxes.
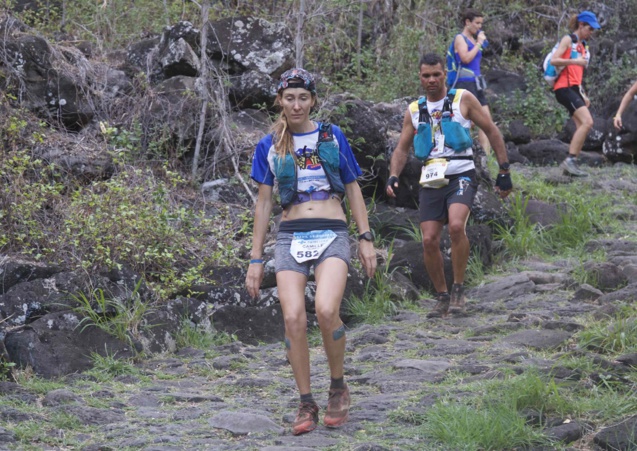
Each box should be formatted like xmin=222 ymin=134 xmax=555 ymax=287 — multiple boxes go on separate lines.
xmin=272 ymin=123 xmax=346 ymax=208
xmin=413 ymin=89 xmax=474 ymax=161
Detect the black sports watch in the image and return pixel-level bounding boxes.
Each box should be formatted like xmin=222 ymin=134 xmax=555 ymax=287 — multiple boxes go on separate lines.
xmin=499 ymin=162 xmax=511 ymax=171
xmin=358 ymin=231 xmax=373 ymax=242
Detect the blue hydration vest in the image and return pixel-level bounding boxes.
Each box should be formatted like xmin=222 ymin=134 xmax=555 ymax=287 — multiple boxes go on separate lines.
xmin=272 ymin=123 xmax=346 ymax=208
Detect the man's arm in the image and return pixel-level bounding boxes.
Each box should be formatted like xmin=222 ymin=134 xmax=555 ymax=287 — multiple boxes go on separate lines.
xmin=386 ymin=110 xmax=415 ymax=198
xmin=460 ymin=90 xmax=512 ymax=198
xmin=614 ymin=80 xmax=637 ymax=130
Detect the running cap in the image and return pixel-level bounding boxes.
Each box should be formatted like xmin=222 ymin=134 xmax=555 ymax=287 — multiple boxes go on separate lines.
xmin=577 ymin=11 xmax=601 ymax=29
xmin=277 ymin=68 xmax=316 ymax=94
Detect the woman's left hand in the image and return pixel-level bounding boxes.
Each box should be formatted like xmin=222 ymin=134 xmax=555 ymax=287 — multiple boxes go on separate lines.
xmin=358 ymin=240 xmax=377 ymax=279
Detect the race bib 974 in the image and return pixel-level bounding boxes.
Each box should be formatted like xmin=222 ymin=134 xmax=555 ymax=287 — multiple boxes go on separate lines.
xmin=420 ymin=158 xmax=449 ymax=188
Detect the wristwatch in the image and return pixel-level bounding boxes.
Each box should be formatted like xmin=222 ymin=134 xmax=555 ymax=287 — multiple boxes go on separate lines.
xmin=358 ymin=231 xmax=373 ymax=242
xmin=499 ymin=162 xmax=511 ymax=171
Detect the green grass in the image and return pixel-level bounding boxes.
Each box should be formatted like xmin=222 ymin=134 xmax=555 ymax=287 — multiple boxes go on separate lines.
xmin=576 ymin=304 xmax=637 ymax=354
xmin=494 ymin=180 xmax=615 ymax=260
xmin=69 ymin=279 xmax=150 ymax=348
xmin=85 ymin=352 xmax=141 ymax=381
xmin=174 ymin=319 xmax=237 ymax=349
xmin=421 ymin=401 xmax=546 ymax=450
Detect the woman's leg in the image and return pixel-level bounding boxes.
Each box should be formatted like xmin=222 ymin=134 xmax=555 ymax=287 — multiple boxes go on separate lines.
xmin=313 ymin=257 xmax=349 ymax=379
xmin=569 ymin=106 xmax=594 ymax=157
xmin=314 ymin=256 xmax=351 ymax=427
xmin=276 ymin=270 xmax=311 ymax=394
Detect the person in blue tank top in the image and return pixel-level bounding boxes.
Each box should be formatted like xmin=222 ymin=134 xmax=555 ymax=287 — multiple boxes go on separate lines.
xmin=449 ymin=8 xmax=495 ymax=155
xmin=246 ymin=68 xmax=377 ymax=436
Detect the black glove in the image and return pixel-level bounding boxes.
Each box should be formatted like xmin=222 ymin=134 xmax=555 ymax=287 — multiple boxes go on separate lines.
xmin=495 ymin=173 xmax=513 ymax=192
xmin=386 ymin=175 xmax=399 ymax=192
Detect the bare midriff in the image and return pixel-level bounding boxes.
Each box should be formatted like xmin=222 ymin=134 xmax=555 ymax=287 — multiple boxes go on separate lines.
xmin=282 ymin=198 xmax=346 ymax=222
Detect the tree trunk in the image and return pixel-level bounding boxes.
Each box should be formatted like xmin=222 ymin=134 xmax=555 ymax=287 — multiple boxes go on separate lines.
xmin=192 ymin=2 xmax=210 ymax=181
xmin=295 ymin=0 xmax=306 ymax=66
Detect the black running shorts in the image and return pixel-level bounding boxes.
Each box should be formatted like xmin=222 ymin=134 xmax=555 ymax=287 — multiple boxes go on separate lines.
xmin=554 ymin=86 xmax=586 ymax=116
xmin=419 ymin=170 xmax=478 ymax=223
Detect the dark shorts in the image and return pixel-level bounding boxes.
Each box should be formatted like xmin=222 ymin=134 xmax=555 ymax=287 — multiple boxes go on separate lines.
xmin=419 ymin=170 xmax=478 ymax=223
xmin=455 ymin=80 xmax=488 ymax=106
xmin=554 ymin=86 xmax=586 ymax=116
xmin=274 ymin=230 xmax=351 ymax=277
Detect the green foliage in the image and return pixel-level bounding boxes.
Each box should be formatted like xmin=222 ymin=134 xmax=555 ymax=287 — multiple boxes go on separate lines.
xmin=69 ymin=280 xmax=149 ymax=347
xmin=492 ymin=60 xmax=568 ymax=137
xmin=576 ymin=304 xmax=637 ymax=354
xmin=493 ymin=193 xmax=547 ymax=258
xmin=418 ymin=400 xmax=545 ymax=450
xmin=396 ymin=370 xmax=576 ymax=449
xmin=494 ymin=178 xmax=612 ymax=259
xmin=0 ymin=147 xmax=65 ymax=256
xmin=346 ymin=243 xmax=413 ymax=323
xmin=174 ymin=319 xmax=237 ymax=349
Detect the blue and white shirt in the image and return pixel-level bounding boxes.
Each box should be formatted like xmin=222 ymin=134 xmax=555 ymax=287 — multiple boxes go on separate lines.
xmin=250 ymin=123 xmax=362 ymax=192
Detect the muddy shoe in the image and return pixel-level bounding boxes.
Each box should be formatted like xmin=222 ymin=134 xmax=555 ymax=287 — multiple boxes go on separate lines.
xmin=292 ymin=402 xmax=319 ymax=435
xmin=324 ymin=385 xmax=350 ymax=428
xmin=426 ymin=292 xmax=450 ymax=318
xmin=560 ymin=158 xmax=588 ymax=177
xmin=449 ymin=283 xmax=466 ymax=315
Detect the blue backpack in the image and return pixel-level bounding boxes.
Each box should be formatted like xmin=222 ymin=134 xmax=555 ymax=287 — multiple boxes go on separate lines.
xmin=446 ymin=34 xmax=479 ymax=88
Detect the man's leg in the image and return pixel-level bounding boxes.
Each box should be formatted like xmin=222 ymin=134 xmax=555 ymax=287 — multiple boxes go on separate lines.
xmin=420 ymin=219 xmax=446 ymax=293
xmin=447 ymin=202 xmax=471 ymax=314
xmin=447 ymin=202 xmax=472 ymax=285
xmin=421 ymin=219 xmax=451 ymax=318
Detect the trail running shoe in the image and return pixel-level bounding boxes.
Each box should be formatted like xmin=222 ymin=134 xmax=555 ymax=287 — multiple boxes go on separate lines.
xmin=426 ymin=292 xmax=450 ymax=318
xmin=324 ymin=384 xmax=350 ymax=428
xmin=560 ymin=158 xmax=588 ymax=177
xmin=292 ymin=402 xmax=319 ymax=435
xmin=449 ymin=283 xmax=467 ymax=315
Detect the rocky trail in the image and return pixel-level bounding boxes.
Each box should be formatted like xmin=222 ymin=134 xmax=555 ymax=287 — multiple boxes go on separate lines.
xmin=0 ymin=164 xmax=636 ymax=451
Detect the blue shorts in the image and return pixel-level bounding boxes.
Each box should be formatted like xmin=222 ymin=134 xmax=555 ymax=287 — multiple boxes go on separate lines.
xmin=274 ymin=230 xmax=351 ymax=276
xmin=419 ymin=170 xmax=478 ymax=223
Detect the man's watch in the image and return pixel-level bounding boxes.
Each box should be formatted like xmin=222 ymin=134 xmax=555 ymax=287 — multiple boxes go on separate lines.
xmin=499 ymin=162 xmax=511 ymax=171
xmin=358 ymin=231 xmax=373 ymax=242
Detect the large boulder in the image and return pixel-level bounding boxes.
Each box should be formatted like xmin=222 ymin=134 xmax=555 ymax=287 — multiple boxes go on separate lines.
xmin=4 ymin=311 xmax=135 ymax=378
xmin=323 ymin=93 xmax=393 ymax=168
xmin=205 ymin=16 xmax=293 ymax=77
xmin=603 ymin=99 xmax=637 ymax=163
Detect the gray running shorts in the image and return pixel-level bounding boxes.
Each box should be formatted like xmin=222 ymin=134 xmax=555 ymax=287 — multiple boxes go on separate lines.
xmin=274 ymin=230 xmax=351 ymax=276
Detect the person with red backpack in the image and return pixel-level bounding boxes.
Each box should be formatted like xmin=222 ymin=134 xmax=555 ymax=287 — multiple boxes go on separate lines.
xmin=447 ymin=8 xmax=494 ymax=155
xmin=550 ymin=11 xmax=601 ymax=177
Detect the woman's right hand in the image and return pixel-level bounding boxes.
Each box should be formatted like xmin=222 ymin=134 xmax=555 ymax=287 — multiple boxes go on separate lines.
xmin=246 ymin=263 xmax=265 ymax=299
xmin=614 ymin=115 xmax=623 ymax=130
xmin=573 ymin=57 xmax=588 ymax=67
xmin=477 ymin=31 xmax=487 ymax=45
